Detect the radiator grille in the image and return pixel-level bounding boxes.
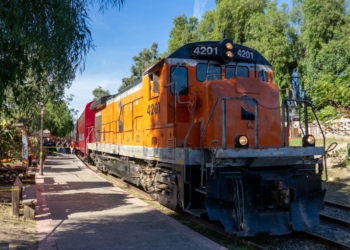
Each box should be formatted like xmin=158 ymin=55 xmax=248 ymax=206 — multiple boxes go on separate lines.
xmin=135 ymin=134 xmax=140 ymax=143
xmin=167 ymin=139 xmax=174 ymax=159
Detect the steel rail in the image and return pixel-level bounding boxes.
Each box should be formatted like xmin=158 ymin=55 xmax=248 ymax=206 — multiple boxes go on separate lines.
xmin=320 ymin=214 xmax=350 ymax=229
xmin=324 ymin=200 xmax=350 ymax=212
xmin=299 ymin=231 xmax=350 ymax=250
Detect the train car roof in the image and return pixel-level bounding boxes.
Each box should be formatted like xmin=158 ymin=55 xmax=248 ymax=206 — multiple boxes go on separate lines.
xmin=90 ymin=95 xmax=112 ymax=111
xmin=143 ymin=59 xmax=165 ymax=76
xmin=113 ymin=78 xmax=142 ymax=98
xmin=77 ymin=100 xmax=95 ymax=120
xmin=91 ymin=79 xmax=143 ymax=110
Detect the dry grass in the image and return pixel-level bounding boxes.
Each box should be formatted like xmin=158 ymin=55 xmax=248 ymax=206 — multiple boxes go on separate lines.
xmin=0 ymin=201 xmax=38 ymax=249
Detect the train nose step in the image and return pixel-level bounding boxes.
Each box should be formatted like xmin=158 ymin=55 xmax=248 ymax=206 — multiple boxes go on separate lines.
xmin=195 ymin=187 xmax=206 ymax=194
xmin=186 ymin=208 xmax=207 ymax=218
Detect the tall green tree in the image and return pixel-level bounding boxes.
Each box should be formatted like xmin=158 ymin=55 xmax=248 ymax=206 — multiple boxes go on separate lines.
xmin=246 ymin=1 xmax=296 ymax=89
xmin=300 ymin=0 xmax=346 ymax=61
xmin=311 ymin=67 xmax=350 ymax=110
xmin=298 ymin=0 xmax=350 ymax=114
xmin=197 ymin=10 xmax=218 ymax=41
xmin=214 ymin=0 xmax=267 ymax=44
xmin=168 ymin=14 xmax=199 ymax=54
xmin=119 ymin=42 xmax=160 ymax=92
xmin=0 ymin=0 xmax=125 ymax=111
xmin=92 ymin=86 xmax=110 ymax=100
xmin=43 ymin=100 xmax=75 ymax=137
xmin=0 ymin=91 xmax=77 ymax=137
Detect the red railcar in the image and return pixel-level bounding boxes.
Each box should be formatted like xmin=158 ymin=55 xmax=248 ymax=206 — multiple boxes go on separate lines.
xmin=76 ymin=101 xmax=95 ymax=156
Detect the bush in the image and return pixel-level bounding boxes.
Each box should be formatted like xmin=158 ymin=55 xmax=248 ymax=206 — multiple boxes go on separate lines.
xmin=29 ymin=141 xmax=48 ymax=162
xmin=328 ymin=148 xmax=349 ymax=168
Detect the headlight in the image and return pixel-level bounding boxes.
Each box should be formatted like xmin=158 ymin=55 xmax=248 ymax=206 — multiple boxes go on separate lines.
xmin=235 ymin=135 xmax=249 ymax=148
xmin=225 ymin=42 xmax=233 ymax=50
xmin=302 ymin=135 xmax=315 ymax=147
xmin=219 ymin=39 xmax=235 ymax=64
xmin=225 ymin=51 xmax=234 ymax=58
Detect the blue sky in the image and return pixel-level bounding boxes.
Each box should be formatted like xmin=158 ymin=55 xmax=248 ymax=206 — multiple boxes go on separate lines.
xmin=66 ymin=0 xmax=293 ymax=116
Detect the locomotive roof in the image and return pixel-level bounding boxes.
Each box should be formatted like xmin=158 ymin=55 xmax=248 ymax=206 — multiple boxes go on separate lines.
xmin=113 ymin=78 xmax=142 ymax=98
xmin=167 ymin=40 xmax=271 ymax=66
xmin=90 ymin=40 xmax=271 ymax=110
xmin=90 ymin=95 xmax=112 ymax=111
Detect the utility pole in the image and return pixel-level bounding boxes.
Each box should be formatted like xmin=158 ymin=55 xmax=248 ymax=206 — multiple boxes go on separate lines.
xmin=40 ymin=103 xmax=45 ymax=175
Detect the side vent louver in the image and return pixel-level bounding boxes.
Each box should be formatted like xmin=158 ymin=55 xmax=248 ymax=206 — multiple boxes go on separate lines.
xmin=167 ymin=139 xmax=174 ymax=159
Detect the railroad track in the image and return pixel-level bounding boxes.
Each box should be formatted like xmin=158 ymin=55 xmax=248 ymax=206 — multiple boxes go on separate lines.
xmin=300 ymin=201 xmax=350 ymax=250
xmin=320 ymin=201 xmax=350 ymax=229
xmin=77 ymin=155 xmax=350 ymax=250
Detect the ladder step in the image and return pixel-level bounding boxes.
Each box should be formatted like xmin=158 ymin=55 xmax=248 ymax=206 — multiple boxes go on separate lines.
xmin=186 ymin=208 xmax=207 ymax=218
xmin=194 ymin=187 xmax=206 ymax=194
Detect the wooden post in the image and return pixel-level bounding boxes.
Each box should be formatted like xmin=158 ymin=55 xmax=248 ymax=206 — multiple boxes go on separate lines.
xmin=12 ymin=186 xmax=20 ymax=217
xmin=12 ymin=177 xmax=23 ymax=217
xmin=23 ymin=203 xmax=35 ymax=220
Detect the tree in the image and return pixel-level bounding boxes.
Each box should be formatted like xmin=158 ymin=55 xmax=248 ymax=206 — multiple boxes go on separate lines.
xmin=214 ymin=0 xmax=267 ymax=44
xmin=298 ymin=0 xmax=350 ymax=115
xmin=246 ymin=1 xmax=296 ymax=89
xmin=168 ymin=14 xmax=200 ymax=54
xmin=119 ymin=43 xmax=160 ymax=92
xmin=43 ymin=100 xmax=76 ymax=137
xmin=308 ymin=66 xmax=350 ymax=121
xmin=92 ymin=86 xmax=110 ymax=100
xmin=300 ymin=0 xmax=346 ymax=61
xmin=197 ymin=10 xmax=218 ymax=41
xmin=0 ymin=91 xmax=77 ymax=137
xmin=0 ymin=0 xmax=125 ymax=111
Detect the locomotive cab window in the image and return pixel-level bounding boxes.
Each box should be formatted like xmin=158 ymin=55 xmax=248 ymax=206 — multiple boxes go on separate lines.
xmin=258 ymin=70 xmax=268 ymax=82
xmin=171 ymin=66 xmax=188 ymax=95
xmin=225 ymin=65 xmax=249 ymax=79
xmin=149 ymin=71 xmax=160 ymax=99
xmin=225 ymin=66 xmax=236 ymax=79
xmin=196 ymin=63 xmax=221 ymax=81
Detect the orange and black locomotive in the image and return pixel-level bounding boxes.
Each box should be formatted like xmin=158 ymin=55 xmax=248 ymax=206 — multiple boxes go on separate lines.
xmin=84 ymin=39 xmax=325 ymax=236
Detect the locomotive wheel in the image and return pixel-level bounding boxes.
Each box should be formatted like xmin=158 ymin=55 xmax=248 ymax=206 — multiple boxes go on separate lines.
xmin=96 ymin=159 xmax=108 ymax=174
xmin=100 ymin=163 xmax=108 ymax=174
xmin=177 ymin=190 xmax=182 ymax=209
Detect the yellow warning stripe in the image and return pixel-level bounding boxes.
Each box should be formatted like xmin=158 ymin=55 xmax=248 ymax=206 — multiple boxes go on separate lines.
xmin=0 ymin=188 xmax=20 ymax=192
xmin=43 ymin=146 xmax=78 ymax=149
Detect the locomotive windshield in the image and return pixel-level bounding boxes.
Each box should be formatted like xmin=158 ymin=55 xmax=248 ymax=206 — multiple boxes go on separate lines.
xmin=258 ymin=70 xmax=268 ymax=82
xmin=225 ymin=65 xmax=249 ymax=79
xmin=196 ymin=64 xmax=250 ymax=81
xmin=196 ymin=63 xmax=221 ymax=81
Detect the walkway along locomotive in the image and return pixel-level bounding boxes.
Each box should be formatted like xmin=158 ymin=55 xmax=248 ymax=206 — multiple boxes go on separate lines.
xmin=85 ymin=39 xmax=326 ymax=236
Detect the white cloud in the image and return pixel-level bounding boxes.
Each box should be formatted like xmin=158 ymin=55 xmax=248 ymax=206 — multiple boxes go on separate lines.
xmin=193 ymin=0 xmax=209 ymax=20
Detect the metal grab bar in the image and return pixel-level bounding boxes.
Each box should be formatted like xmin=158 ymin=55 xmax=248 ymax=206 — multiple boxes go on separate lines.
xmin=166 ymin=81 xmax=195 ymax=185
xmin=282 ymin=98 xmax=327 ymax=180
xmin=199 ymin=96 xmax=258 ymax=188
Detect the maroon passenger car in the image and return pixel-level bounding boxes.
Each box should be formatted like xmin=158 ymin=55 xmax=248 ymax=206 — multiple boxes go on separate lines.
xmin=76 ymin=101 xmax=95 ymax=156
